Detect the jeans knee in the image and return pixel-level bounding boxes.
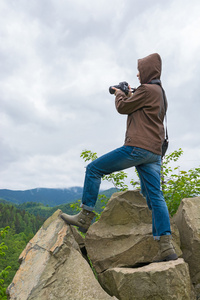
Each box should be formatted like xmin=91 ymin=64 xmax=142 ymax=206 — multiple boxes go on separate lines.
xmin=86 ymin=162 xmax=94 ymax=173
xmin=86 ymin=161 xmax=102 ymax=178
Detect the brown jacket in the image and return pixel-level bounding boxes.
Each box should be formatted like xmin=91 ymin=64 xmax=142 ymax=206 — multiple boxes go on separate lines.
xmin=115 ymin=53 xmax=167 ymax=156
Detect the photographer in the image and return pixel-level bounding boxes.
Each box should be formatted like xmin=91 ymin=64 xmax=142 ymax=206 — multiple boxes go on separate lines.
xmin=61 ymin=53 xmax=178 ymax=262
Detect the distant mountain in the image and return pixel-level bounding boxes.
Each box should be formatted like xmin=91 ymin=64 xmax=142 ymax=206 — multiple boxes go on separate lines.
xmin=0 ymin=187 xmax=83 ymax=207
xmin=0 ymin=187 xmax=118 ymax=207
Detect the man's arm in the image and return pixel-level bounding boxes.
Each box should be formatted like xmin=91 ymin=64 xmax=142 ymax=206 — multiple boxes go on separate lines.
xmin=115 ymin=85 xmax=147 ymax=115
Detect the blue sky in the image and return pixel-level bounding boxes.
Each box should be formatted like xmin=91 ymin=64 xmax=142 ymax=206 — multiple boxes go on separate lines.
xmin=1 ymin=0 xmax=200 ymax=190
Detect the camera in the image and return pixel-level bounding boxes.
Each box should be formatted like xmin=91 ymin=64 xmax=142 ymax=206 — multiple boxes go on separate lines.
xmin=109 ymin=81 xmax=135 ymax=96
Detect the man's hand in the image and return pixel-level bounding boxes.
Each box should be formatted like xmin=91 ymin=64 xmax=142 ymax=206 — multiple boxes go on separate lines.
xmin=112 ymin=85 xmax=133 ymax=97
xmin=111 ymin=87 xmax=120 ymax=96
xmin=127 ymin=85 xmax=133 ymax=98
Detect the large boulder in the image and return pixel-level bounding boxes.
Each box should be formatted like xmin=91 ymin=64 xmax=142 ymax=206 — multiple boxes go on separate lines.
xmin=173 ymin=196 xmax=200 ymax=296
xmin=98 ymin=258 xmax=195 ymax=300
xmin=7 ymin=209 xmax=116 ymax=300
xmin=85 ymin=190 xmax=182 ymax=273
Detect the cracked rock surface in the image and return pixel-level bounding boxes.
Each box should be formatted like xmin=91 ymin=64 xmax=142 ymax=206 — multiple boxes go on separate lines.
xmin=7 ymin=209 xmax=115 ymax=300
xmin=98 ymin=259 xmax=195 ymax=300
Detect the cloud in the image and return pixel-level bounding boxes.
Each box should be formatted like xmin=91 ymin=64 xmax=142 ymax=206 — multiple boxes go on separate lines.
xmin=0 ymin=0 xmax=200 ymax=190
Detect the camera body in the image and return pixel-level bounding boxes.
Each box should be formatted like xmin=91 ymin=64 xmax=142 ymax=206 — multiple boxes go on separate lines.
xmin=109 ymin=81 xmax=135 ymax=96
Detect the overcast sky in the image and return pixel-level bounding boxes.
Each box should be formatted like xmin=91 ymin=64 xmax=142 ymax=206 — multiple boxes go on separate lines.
xmin=1 ymin=0 xmax=200 ymax=191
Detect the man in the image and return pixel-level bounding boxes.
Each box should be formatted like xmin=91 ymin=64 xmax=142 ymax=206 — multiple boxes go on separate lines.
xmin=61 ymin=53 xmax=178 ymax=262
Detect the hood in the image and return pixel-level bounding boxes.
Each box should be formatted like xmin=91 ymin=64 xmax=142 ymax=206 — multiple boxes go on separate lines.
xmin=138 ymin=53 xmax=162 ymax=84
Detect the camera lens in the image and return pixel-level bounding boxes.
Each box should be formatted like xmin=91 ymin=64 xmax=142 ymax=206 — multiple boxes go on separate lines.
xmin=109 ymin=86 xmax=115 ymax=94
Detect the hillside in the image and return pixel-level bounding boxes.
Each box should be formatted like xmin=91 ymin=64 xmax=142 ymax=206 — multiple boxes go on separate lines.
xmin=0 ymin=187 xmax=83 ymax=207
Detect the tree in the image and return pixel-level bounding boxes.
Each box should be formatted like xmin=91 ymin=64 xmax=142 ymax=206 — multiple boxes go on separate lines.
xmin=161 ymin=149 xmax=200 ymax=215
xmin=0 ymin=230 xmax=27 ymax=285
xmin=0 ymin=227 xmax=11 ymax=299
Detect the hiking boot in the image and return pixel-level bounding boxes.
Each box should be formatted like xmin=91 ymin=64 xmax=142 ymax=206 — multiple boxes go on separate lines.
xmin=153 ymin=235 xmax=178 ymax=262
xmin=60 ymin=209 xmax=96 ymax=233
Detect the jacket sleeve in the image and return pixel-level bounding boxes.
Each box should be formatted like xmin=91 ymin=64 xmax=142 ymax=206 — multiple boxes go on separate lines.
xmin=115 ymin=85 xmax=147 ymax=115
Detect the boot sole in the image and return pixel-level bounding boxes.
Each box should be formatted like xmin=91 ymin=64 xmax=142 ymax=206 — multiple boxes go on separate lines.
xmin=60 ymin=215 xmax=88 ymax=233
xmin=154 ymin=253 xmax=178 ymax=263
xmin=163 ymin=253 xmax=178 ymax=261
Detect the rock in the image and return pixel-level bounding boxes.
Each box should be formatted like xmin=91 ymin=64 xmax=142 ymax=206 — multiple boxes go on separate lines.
xmin=7 ymin=209 xmax=115 ymax=300
xmin=8 ymin=192 xmax=199 ymax=300
xmin=98 ymin=258 xmax=195 ymax=300
xmin=173 ymin=196 xmax=200 ymax=296
xmin=85 ymin=190 xmax=182 ymax=273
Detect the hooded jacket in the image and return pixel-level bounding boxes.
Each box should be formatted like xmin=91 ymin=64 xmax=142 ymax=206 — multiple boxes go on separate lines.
xmin=115 ymin=53 xmax=167 ymax=155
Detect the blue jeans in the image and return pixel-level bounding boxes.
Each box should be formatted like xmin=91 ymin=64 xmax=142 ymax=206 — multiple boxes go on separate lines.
xmin=81 ymin=145 xmax=171 ymax=239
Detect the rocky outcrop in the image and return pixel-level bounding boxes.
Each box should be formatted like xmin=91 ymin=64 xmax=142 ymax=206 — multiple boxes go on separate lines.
xmin=173 ymin=196 xmax=200 ymax=297
xmin=85 ymin=190 xmax=182 ymax=273
xmin=7 ymin=209 xmax=116 ymax=300
xmin=98 ymin=259 xmax=194 ymax=300
xmin=7 ymin=192 xmax=200 ymax=299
